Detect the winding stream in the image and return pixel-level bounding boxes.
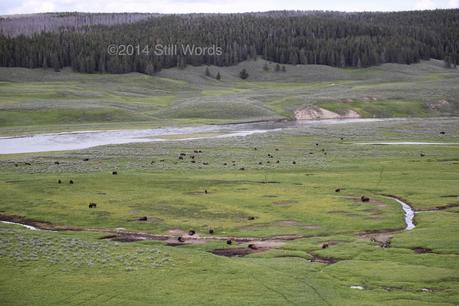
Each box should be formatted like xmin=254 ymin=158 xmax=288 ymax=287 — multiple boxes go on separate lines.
xmin=1 ymin=221 xmax=39 ymax=230
xmin=0 ymin=118 xmax=383 ymax=154
xmin=390 ymin=197 xmax=416 ymax=230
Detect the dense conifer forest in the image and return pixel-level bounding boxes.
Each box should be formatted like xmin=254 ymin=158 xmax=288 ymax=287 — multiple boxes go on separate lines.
xmin=0 ymin=10 xmax=458 ymax=73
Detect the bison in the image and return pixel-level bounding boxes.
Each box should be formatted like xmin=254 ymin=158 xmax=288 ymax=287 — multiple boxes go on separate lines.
xmin=361 ymin=196 xmax=370 ymax=202
xmin=89 ymin=203 xmax=97 ymax=208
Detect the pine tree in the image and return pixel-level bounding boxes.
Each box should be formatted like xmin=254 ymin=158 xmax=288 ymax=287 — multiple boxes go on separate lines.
xmin=239 ymin=68 xmax=249 ymax=79
xmin=205 ymin=66 xmax=211 ymax=77
xmin=216 ymin=72 xmax=221 ymax=80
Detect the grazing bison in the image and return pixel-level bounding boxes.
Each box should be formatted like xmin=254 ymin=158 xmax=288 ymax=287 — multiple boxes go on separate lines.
xmin=361 ymin=196 xmax=370 ymax=202
xmin=275 ymin=148 xmax=279 ymax=151
xmin=203 ymin=162 xmax=209 ymax=165
xmin=258 ymin=162 xmax=263 ymax=165
xmin=248 ymin=216 xmax=255 ymax=220
xmin=88 ymin=203 xmax=97 ymax=208
xmin=440 ymin=131 xmax=446 ymax=135
xmin=223 ymin=163 xmax=227 ymax=166
xmin=188 ymin=230 xmax=196 ymax=236
xmin=178 ymin=156 xmax=184 ymax=160
xmin=276 ymin=160 xmax=280 ymax=164
xmin=292 ymin=161 xmax=296 ymax=165
xmin=205 ymin=189 xmax=208 ymax=194
xmin=226 ymin=240 xmax=232 ymax=245
xmin=420 ymin=153 xmax=425 ymax=157
xmin=25 ymin=162 xmax=31 ymax=166
xmin=322 ymin=243 xmax=329 ymax=249
xmin=335 ymin=188 xmax=341 ymax=193
xmin=254 ymin=147 xmax=257 ymax=151
xmin=14 ymin=163 xmax=18 ymax=167
xmin=316 ymin=143 xmax=319 ymax=147
xmin=340 ymin=137 xmax=344 ymax=141
xmin=208 ymin=228 xmax=214 ymax=234
xmin=178 ymin=237 xmax=185 ymax=242
xmin=248 ymin=244 xmax=257 ymax=250
xmin=54 ymin=161 xmax=60 ymax=165
xmin=69 ymin=180 xmax=74 ymax=184
xmin=83 ymin=158 xmax=89 ymax=161
xmin=112 ymin=171 xmax=118 ymax=175
xmin=239 ymin=167 xmax=245 ymax=171
xmin=58 ymin=179 xmax=62 ymax=184
xmin=138 ymin=216 xmax=147 ymax=221
xmin=191 ymin=160 xmax=196 ymax=163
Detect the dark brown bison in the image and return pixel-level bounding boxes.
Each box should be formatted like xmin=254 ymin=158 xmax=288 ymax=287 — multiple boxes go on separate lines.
xmin=138 ymin=216 xmax=147 ymax=221
xmin=226 ymin=240 xmax=232 ymax=245
xmin=188 ymin=230 xmax=196 ymax=236
xmin=112 ymin=171 xmax=118 ymax=175
xmin=208 ymin=228 xmax=214 ymax=234
xmin=89 ymin=203 xmax=97 ymax=208
xmin=361 ymin=196 xmax=370 ymax=202
xmin=322 ymin=243 xmax=329 ymax=249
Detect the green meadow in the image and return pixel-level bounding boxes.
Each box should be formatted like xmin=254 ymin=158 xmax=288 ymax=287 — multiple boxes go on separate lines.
xmin=0 ymin=61 xmax=459 ymax=305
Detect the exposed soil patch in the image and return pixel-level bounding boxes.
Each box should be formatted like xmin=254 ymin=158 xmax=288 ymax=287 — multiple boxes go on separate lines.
xmin=263 ymin=195 xmax=278 ymax=198
xmin=412 ymin=247 xmax=433 ymax=254
xmin=310 ymin=254 xmax=338 ymax=264
xmin=210 ymin=247 xmax=265 ymax=257
xmin=294 ymin=106 xmax=360 ymax=120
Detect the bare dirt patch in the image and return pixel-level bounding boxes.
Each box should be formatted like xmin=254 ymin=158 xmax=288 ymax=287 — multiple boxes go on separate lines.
xmin=294 ymin=106 xmax=360 ymax=120
xmin=310 ymin=254 xmax=338 ymax=264
xmin=210 ymin=247 xmax=262 ymax=257
xmin=412 ymin=247 xmax=433 ymax=254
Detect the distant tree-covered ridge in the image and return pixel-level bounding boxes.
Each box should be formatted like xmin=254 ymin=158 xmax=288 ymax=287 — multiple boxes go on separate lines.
xmin=0 ymin=10 xmax=457 ymax=73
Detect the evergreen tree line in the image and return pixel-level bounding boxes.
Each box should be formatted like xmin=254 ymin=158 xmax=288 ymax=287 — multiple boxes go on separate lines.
xmin=0 ymin=10 xmax=458 ymax=73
